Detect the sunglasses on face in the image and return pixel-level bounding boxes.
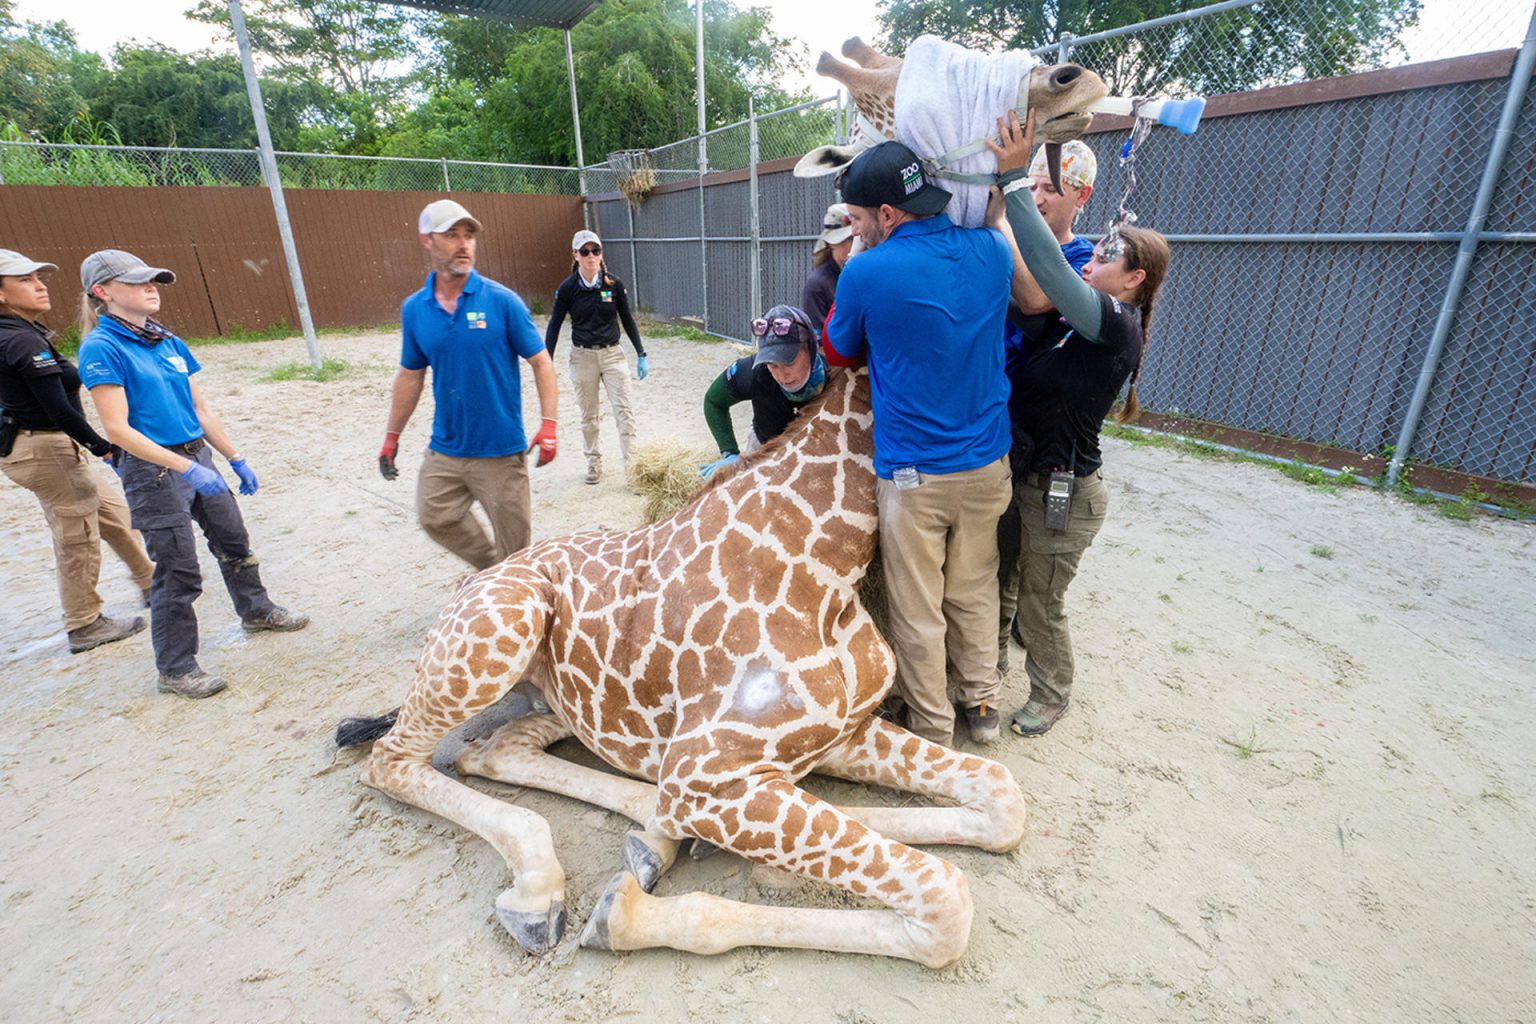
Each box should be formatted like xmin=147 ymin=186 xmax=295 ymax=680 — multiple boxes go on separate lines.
xmin=751 ymin=317 xmax=798 ymax=337
xmin=578 ymin=246 xmax=602 ymax=256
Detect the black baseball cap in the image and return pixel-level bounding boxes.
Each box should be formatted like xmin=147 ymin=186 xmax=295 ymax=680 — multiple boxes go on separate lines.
xmin=838 ymin=141 xmax=952 ymax=216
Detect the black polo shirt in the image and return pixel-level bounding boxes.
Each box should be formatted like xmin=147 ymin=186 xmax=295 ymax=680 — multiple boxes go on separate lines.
xmin=0 ymin=314 xmax=85 ymax=429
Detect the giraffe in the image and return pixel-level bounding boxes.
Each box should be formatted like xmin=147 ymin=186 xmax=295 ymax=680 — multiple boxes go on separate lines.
xmin=349 ymin=367 xmax=1028 ymax=967
xmin=796 ymin=35 xmax=1108 ymax=207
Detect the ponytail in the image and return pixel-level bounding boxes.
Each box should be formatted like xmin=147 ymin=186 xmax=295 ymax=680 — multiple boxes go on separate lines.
xmin=1110 ymin=226 xmax=1170 ymax=426
xmin=78 ymin=291 xmax=104 ymax=336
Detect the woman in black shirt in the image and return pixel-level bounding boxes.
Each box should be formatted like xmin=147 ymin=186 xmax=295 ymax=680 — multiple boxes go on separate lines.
xmin=800 ymin=203 xmax=855 ymax=334
xmin=989 ymin=113 xmax=1171 ymax=737
xmin=0 ymin=249 xmax=152 ymax=653
xmin=544 ymin=230 xmax=648 ymax=485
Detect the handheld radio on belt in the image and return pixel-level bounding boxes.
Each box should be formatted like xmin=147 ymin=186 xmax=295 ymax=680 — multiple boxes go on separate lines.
xmin=1043 ymin=444 xmax=1077 ymax=531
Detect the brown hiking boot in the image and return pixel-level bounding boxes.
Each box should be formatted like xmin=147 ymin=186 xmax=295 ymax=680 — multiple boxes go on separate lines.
xmin=1011 ymin=698 xmax=1070 ymax=737
xmin=157 ymin=668 xmax=227 ymax=699
xmin=584 ymin=459 xmax=601 ymax=485
xmin=67 ymin=614 xmax=146 ymax=654
xmin=242 ymin=606 xmax=310 ymax=633
xmin=963 ymin=701 xmax=1001 ymax=744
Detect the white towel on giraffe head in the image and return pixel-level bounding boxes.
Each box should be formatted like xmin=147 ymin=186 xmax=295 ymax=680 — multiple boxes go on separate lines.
xmin=893 ymin=35 xmax=1042 ymax=229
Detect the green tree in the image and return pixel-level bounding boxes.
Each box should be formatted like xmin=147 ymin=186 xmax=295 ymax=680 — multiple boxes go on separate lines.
xmin=400 ymin=0 xmax=807 ymax=165
xmin=0 ymin=3 xmax=106 ymax=139
xmin=187 ymin=0 xmax=423 ymax=151
xmin=876 ymin=0 xmax=1423 ymax=96
xmin=86 ymin=44 xmax=321 ymax=148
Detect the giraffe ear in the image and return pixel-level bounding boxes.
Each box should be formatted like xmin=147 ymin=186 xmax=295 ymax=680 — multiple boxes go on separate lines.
xmin=795 ymin=145 xmax=862 ymax=178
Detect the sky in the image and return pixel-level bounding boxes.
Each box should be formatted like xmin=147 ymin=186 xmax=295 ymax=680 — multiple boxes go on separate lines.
xmin=9 ymin=0 xmax=1533 ymax=96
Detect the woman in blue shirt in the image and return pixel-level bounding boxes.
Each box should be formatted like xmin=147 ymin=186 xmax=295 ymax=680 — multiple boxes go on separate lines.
xmin=77 ymin=249 xmax=308 ymax=700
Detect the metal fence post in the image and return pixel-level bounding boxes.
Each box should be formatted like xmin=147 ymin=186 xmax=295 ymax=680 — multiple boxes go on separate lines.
xmin=698 ymin=134 xmax=709 ymax=332
xmin=1386 ymin=1 xmax=1536 ymax=488
xmin=440 ymin=158 xmax=450 ymax=192
xmin=1057 ymin=31 xmax=1074 ymax=64
xmin=626 ymin=199 xmax=640 ymax=312
xmin=228 ymin=0 xmax=322 ymax=370
xmin=748 ymin=97 xmax=762 ymax=321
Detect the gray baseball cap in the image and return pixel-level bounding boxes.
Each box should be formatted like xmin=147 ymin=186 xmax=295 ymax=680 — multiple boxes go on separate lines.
xmin=0 ymin=249 xmax=58 ymax=276
xmin=751 ymin=304 xmax=817 ymax=366
xmin=80 ymin=249 xmax=176 ymax=291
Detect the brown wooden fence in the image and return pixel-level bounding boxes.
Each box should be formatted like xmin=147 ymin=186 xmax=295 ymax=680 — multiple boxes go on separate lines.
xmin=0 ymin=187 xmax=583 ymax=339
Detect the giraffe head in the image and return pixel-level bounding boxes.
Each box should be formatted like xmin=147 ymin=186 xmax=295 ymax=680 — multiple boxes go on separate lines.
xmin=795 ymin=36 xmax=1108 ymax=196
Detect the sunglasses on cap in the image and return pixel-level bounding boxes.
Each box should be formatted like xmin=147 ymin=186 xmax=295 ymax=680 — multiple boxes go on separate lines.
xmin=578 ymin=245 xmax=602 ymax=256
xmin=824 ymin=213 xmax=851 ymax=229
xmin=751 ymin=317 xmax=802 ymax=338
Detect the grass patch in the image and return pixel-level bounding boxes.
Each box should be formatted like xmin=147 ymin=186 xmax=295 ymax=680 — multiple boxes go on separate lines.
xmin=261 ymin=358 xmax=353 ymax=383
xmin=1310 ymin=545 xmax=1335 ymax=560
xmin=637 ymin=317 xmax=719 ymax=343
xmin=1171 ymin=640 xmax=1194 ymax=655
xmin=1220 ymin=725 xmax=1273 ymax=759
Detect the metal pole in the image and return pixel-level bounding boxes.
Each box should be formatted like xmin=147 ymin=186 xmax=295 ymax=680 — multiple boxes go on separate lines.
xmin=698 ymin=151 xmax=709 ymax=332
xmin=748 ymin=96 xmax=761 ymax=319
xmin=228 ymin=0 xmax=321 ymax=369
xmin=1057 ymin=31 xmax=1074 ymax=64
xmin=626 ymin=199 xmax=640 ymax=313
xmin=440 ymin=157 xmax=450 ymax=192
xmin=565 ymin=28 xmax=589 ymax=226
xmin=1386 ymin=1 xmax=1536 ymax=488
xmin=696 ymin=0 xmax=709 ymax=332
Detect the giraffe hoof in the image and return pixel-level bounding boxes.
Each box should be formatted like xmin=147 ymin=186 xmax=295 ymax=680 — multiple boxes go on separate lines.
xmin=496 ymin=900 xmax=567 ymax=954
xmin=578 ymin=871 xmax=639 ymax=951
xmin=623 ymin=834 xmax=665 ymax=893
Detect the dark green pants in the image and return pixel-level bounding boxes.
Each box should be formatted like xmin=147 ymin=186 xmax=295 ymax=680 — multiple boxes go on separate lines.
xmin=997 ymin=470 xmax=1108 ymax=705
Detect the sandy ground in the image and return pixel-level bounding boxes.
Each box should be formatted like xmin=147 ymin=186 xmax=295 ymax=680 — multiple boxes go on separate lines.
xmin=1 ymin=327 xmax=1534 ymax=1024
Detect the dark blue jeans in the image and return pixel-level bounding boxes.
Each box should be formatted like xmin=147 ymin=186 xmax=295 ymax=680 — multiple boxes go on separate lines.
xmin=121 ymin=446 xmax=275 ymax=676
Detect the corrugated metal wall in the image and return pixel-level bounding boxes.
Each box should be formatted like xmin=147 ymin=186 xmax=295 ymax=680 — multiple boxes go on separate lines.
xmin=0 ymin=187 xmax=582 ymax=338
xmin=589 ymin=54 xmax=1535 ymax=487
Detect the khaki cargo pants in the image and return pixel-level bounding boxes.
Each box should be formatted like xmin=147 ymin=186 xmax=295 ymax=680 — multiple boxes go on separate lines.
xmin=998 ymin=469 xmax=1109 ymax=706
xmin=876 ymin=455 xmax=1012 ymax=745
xmin=569 ymin=344 xmax=636 ymax=470
xmin=0 ymin=430 xmax=153 ymax=629
xmin=417 ymin=449 xmax=531 ymax=571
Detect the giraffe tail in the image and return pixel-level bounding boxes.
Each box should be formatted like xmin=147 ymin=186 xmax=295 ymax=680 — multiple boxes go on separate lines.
xmin=335 ymin=707 xmax=400 ymax=747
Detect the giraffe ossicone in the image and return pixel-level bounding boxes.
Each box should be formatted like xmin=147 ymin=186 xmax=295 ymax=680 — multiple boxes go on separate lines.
xmin=350 ymin=367 xmax=1027 ymax=968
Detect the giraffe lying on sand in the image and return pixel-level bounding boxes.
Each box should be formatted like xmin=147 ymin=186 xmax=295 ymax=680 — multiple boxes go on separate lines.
xmin=797 ymin=35 xmax=1108 ymax=224
xmin=344 ymin=367 xmax=1027 ymax=967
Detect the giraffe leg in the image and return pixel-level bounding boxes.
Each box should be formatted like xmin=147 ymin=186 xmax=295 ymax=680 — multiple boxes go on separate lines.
xmin=841 ymin=36 xmax=902 ymax=70
xmin=455 ymin=712 xmax=682 ymax=893
xmin=360 ymin=571 xmax=568 ymax=953
xmin=812 ymin=716 xmax=1028 ymax=853
xmin=580 ymin=777 xmax=974 ymax=968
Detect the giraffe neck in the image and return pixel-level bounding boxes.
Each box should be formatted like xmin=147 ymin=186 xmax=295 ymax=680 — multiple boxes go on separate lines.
xmin=715 ymin=369 xmax=877 ymax=584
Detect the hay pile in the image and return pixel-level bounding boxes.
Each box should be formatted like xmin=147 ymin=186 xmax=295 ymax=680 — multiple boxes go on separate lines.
xmin=628 ymin=441 xmax=710 ymax=524
xmin=617 ymin=166 xmax=658 ymax=207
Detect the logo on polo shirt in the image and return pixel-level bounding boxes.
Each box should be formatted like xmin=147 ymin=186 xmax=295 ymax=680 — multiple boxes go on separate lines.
xmin=600 ymin=290 xmax=613 ymax=304
xmin=83 ymin=360 xmax=110 ymax=384
xmin=466 ymin=311 xmax=489 ymax=330
xmin=31 ymin=350 xmax=57 ymax=369
xmin=164 ymin=354 xmax=188 ymax=374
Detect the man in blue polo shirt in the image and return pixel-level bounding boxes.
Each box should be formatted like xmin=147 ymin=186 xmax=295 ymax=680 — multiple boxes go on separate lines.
xmin=826 ymin=140 xmax=1014 ymax=746
xmin=378 ymin=199 xmax=560 ymax=570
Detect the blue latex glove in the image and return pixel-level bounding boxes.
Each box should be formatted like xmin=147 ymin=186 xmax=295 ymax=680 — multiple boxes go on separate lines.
xmin=229 ymin=458 xmax=259 ymax=495
xmin=180 ymin=461 xmax=230 ymax=496
xmin=636 ymin=355 xmax=650 ymax=380
xmin=698 ymin=452 xmax=739 ymax=480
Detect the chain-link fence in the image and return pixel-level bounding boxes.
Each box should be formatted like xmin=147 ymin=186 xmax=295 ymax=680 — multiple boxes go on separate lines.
xmin=0 ymin=141 xmax=582 ymax=194
xmin=591 ymin=0 xmax=1536 ymax=498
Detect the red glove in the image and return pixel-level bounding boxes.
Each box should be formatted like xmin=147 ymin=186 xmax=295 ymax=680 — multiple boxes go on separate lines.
xmin=378 ymin=431 xmax=400 ymax=480
xmin=530 ymin=418 xmax=558 ymax=467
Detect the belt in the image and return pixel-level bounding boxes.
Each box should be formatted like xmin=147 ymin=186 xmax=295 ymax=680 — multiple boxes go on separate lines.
xmin=164 ymin=437 xmax=207 ymax=456
xmin=572 ymin=341 xmax=619 ymax=350
xmin=1022 ymin=469 xmax=1102 ymax=488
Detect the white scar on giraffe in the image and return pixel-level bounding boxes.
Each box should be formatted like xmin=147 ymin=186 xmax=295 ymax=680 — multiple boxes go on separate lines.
xmin=344 ymin=367 xmax=1028 ymax=968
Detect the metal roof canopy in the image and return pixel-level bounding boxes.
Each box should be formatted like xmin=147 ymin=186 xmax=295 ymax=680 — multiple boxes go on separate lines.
xmin=379 ymin=0 xmax=603 ymax=30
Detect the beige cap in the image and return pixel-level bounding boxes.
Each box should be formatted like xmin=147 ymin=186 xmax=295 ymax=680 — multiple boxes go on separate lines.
xmin=572 ymin=230 xmax=602 ymax=250
xmin=418 ymin=199 xmax=482 ymax=234
xmin=1028 ymin=141 xmax=1098 ymax=189
xmin=813 ymin=203 xmax=854 ymax=254
xmin=0 ymin=249 xmax=58 ymax=276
